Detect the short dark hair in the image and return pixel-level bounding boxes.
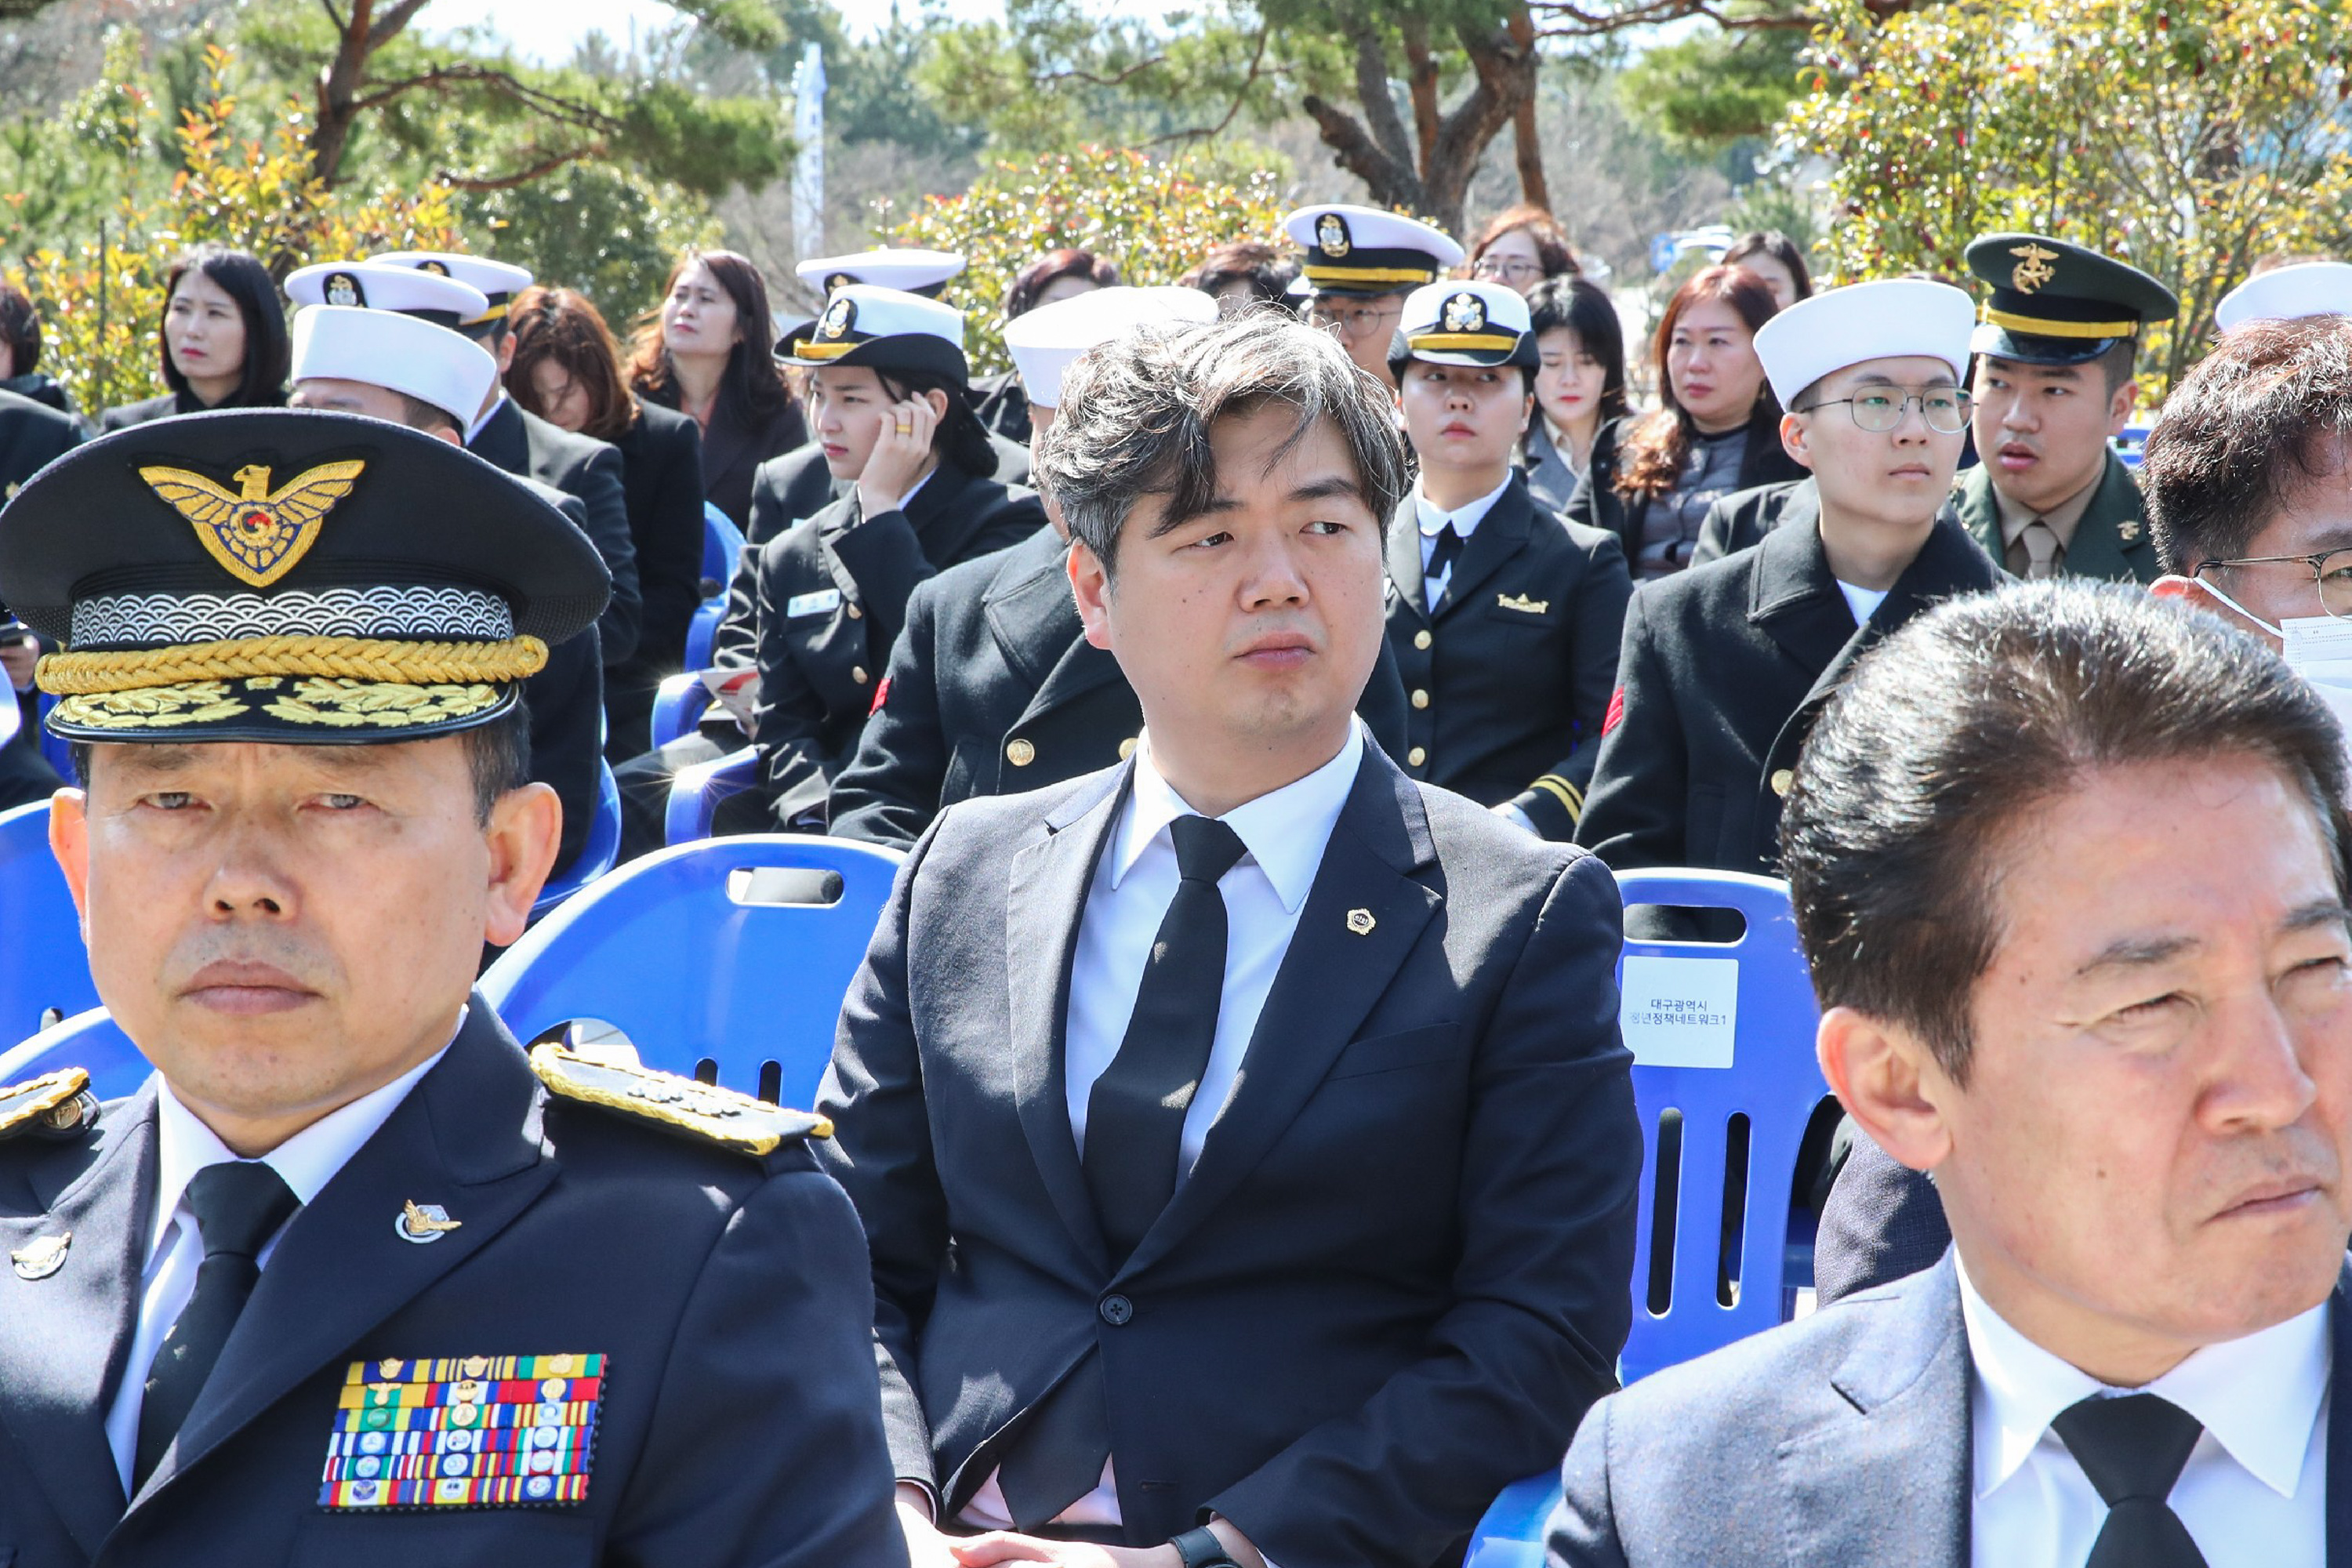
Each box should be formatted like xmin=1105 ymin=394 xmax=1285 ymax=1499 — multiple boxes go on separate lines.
xmin=396 ymin=390 xmax=463 ymax=439
xmin=1004 ymin=248 xmax=1121 ymax=320
xmin=158 ymin=245 xmax=290 ymax=407
xmin=1526 ymin=275 xmax=1629 ymax=424
xmin=0 ymin=281 xmax=42 ymax=376
xmin=1180 ymin=241 xmax=1299 ymax=309
xmin=1034 ymin=311 xmax=1408 ymax=577
xmin=1782 ymin=580 xmax=2351 ymax=1085
xmin=68 ymin=702 xmax=533 ymax=826
xmin=1722 ymin=230 xmax=1814 ymax=300
xmin=2143 ymin=315 xmax=2352 ymax=573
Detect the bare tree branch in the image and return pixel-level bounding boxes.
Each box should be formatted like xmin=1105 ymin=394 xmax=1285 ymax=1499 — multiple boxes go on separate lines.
xmin=1399 ymin=16 xmax=1441 ymax=186
xmin=1145 ymin=24 xmax=1274 ymax=149
xmin=439 ymin=147 xmax=597 ymax=191
xmin=1038 ymin=55 xmax=1171 ymax=90
xmin=348 ymin=62 xmax=622 ymax=132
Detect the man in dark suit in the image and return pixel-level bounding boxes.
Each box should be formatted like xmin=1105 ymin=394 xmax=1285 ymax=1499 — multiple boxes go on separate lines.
xmin=820 ymin=310 xmax=1639 ymax=1568
xmin=1577 ymin=279 xmax=2002 ymax=876
xmin=1382 ymin=279 xmax=1632 ymax=840
xmin=0 ymin=410 xmax=903 ymax=1566
xmin=1552 ymin=580 xmax=2352 ymax=1566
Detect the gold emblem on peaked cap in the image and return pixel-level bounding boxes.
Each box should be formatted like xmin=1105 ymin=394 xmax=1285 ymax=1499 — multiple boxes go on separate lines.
xmin=139 ymin=459 xmax=366 ymax=589
xmin=1441 ymin=292 xmax=1485 ymax=333
xmin=1317 ymin=212 xmax=1352 ymax=258
xmin=2009 ymin=242 xmax=2060 ymax=295
xmin=324 ymin=271 xmax=362 ymax=308
xmin=818 ymin=297 xmax=855 ymax=340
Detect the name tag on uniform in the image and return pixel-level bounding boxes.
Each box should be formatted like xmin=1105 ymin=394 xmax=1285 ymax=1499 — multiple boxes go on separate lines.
xmin=786 ymin=588 xmax=843 ymax=619
xmin=319 ymin=1353 xmax=604 ymax=1510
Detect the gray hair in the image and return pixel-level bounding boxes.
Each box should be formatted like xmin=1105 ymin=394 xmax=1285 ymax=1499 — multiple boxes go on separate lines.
xmin=1033 ymin=311 xmax=1408 ymax=574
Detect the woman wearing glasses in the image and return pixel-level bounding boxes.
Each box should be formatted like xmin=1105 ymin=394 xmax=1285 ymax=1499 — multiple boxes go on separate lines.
xmin=1465 ymin=206 xmax=1580 ymax=297
xmin=1576 ymin=279 xmax=2003 ymax=879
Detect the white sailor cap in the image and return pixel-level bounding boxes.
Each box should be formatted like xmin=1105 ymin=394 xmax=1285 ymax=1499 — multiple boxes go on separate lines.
xmin=285 ymin=262 xmax=488 ymax=331
xmin=290 ymin=304 xmax=500 ymax=426
xmin=1753 ymin=278 xmax=1976 ymax=407
xmin=1003 ymin=285 xmax=1219 ymax=408
xmin=776 ymin=285 xmax=969 ymax=382
xmin=368 ymin=251 xmax=535 ymax=327
xmin=2214 ymin=262 xmax=2352 ymax=333
xmin=1280 ymin=205 xmax=1463 ymax=297
xmin=795 ymin=249 xmax=967 ymax=299
xmin=1390 ymin=280 xmax=1535 ymax=369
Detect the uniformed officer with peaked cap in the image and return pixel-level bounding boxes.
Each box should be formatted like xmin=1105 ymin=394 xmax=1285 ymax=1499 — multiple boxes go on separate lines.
xmin=1282 ymin=204 xmax=1464 ymax=386
xmin=794 ymin=248 xmax=966 ymax=300
xmin=1953 ymin=232 xmax=2177 ymax=584
xmin=0 ymin=409 xmax=905 ymax=1566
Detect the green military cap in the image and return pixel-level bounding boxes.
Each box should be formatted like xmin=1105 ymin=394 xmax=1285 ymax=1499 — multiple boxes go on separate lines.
xmin=1965 ymin=233 xmax=2180 ymax=368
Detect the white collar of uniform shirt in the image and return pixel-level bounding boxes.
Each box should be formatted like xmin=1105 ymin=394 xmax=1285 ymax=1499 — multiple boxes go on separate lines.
xmin=1958 ymin=1249 xmax=2329 ymax=1505
xmin=1414 ymin=472 xmax=1514 ymax=546
xmin=1107 ymin=720 xmax=1366 ymax=912
xmin=464 ymin=392 xmax=505 ymax=445
xmin=142 ymin=1006 xmax=466 ymax=1272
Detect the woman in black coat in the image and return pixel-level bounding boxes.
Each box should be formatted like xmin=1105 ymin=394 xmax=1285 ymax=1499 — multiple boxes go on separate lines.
xmin=626 ymin=249 xmax=806 ymax=529
xmin=506 ymin=285 xmax=710 ymax=760
xmin=98 ymin=245 xmax=288 ymax=430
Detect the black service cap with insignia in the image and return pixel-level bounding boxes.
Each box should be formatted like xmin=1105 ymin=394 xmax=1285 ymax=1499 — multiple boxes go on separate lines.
xmin=1965 ymin=232 xmax=2180 ymax=368
xmin=0 ymin=408 xmax=609 ymax=744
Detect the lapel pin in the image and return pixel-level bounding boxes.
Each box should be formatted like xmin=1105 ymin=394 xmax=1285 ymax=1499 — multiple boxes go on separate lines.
xmin=395 ymin=1200 xmax=463 ymax=1244
xmin=1345 ymin=908 xmax=1377 ymax=936
xmin=10 ymin=1232 xmax=68 ymax=1280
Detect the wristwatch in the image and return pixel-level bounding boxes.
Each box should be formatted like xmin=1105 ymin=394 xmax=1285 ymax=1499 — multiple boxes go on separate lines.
xmin=1171 ymin=1525 xmax=1243 ymax=1568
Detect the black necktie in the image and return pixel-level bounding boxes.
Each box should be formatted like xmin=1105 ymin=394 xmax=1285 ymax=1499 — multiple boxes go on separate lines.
xmin=133 ymin=1160 xmax=299 ymax=1490
xmin=1082 ymin=814 xmax=1248 ymax=1262
xmin=1425 ymin=521 xmax=1465 ymax=603
xmin=2050 ymin=1392 xmax=2210 ymax=1568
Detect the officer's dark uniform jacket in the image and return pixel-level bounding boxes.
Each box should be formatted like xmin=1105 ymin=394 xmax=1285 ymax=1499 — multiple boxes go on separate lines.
xmin=1952 ymin=448 xmax=2157 ymax=584
xmin=1385 ymin=474 xmax=1633 ymax=841
xmin=511 ymin=477 xmax=605 ymax=873
xmin=750 ymin=458 xmax=1044 ymax=824
xmin=0 ymin=1003 xmax=905 ymax=1568
xmin=469 ymin=397 xmax=643 ymax=670
xmin=1577 ymin=512 xmax=2002 ymax=874
xmin=828 ymin=525 xmax=1414 ymax=849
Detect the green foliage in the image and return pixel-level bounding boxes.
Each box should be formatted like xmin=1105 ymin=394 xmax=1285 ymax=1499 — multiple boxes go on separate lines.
xmin=1620 ymin=24 xmax=1809 ymax=152
xmin=458 ymin=163 xmax=722 ymax=323
xmin=1782 ymin=0 xmax=2352 ymax=393
xmin=888 ymin=144 xmax=1289 ymax=375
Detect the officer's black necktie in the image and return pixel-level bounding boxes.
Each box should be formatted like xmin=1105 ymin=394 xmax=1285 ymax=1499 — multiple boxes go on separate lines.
xmin=2049 ymin=1392 xmax=2210 ymax=1568
xmin=133 ymin=1160 xmax=299 ymax=1490
xmin=1425 ymin=521 xmax=1465 ymax=605
xmin=1082 ymin=813 xmax=1249 ymax=1262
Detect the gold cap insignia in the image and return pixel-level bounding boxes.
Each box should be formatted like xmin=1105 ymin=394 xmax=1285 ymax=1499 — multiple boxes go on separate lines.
xmin=2009 ymin=242 xmax=2060 ymax=295
xmin=324 ymin=271 xmax=364 ymax=309
xmin=818 ymin=297 xmax=856 ymax=341
xmin=1441 ymin=292 xmax=1485 ymax=333
xmin=9 ymin=1232 xmax=68 ymax=1280
xmin=395 ymin=1200 xmax=463 ymax=1244
xmin=1317 ymin=213 xmax=1352 ymax=258
xmin=138 ymin=459 xmax=366 ymax=588
xmin=1345 ymin=908 xmax=1377 ymax=936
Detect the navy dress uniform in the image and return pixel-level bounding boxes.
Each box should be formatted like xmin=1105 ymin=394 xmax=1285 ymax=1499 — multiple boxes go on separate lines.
xmin=1955 ymin=233 xmax=2176 ymax=585
xmin=1380 ymin=281 xmax=1633 ymax=840
xmin=0 ymin=409 xmax=904 ymax=1566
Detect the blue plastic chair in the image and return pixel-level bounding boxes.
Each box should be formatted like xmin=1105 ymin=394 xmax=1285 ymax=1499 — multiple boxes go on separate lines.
xmin=0 ymin=1006 xmax=147 ymax=1101
xmin=2114 ymin=423 xmax=2152 ymax=469
xmin=686 ymin=503 xmax=746 ymax=672
xmin=529 ymin=760 xmax=623 ymax=920
xmin=663 ymin=746 xmax=763 ymax=845
xmin=0 ymin=802 xmax=98 ymax=1046
xmin=1463 ymin=868 xmax=1827 ymax=1566
xmin=479 ymin=833 xmax=904 ymax=1108
xmin=648 ymin=671 xmax=713 ymax=750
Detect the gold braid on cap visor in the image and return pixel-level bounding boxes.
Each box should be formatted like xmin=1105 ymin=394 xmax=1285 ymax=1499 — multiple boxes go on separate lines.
xmin=35 ymin=633 xmax=549 ymax=695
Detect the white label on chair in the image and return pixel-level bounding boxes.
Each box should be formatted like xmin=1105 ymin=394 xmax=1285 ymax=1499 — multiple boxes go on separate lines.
xmin=1620 ymin=956 xmax=1739 ymax=1068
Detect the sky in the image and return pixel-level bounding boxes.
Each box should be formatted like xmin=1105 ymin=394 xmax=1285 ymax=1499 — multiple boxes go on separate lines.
xmin=439 ymin=0 xmax=1007 ymax=64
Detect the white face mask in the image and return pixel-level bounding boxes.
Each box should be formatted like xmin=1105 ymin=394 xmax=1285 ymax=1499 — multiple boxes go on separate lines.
xmin=2198 ymin=575 xmax=2352 ymax=731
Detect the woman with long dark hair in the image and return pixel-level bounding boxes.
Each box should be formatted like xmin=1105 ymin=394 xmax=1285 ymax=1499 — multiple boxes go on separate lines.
xmin=508 ymin=284 xmax=707 ymax=760
xmin=1565 ymin=264 xmax=1798 ymax=578
xmin=626 ymin=249 xmax=805 ymax=528
xmin=99 ymin=245 xmax=288 ymax=430
xmin=1522 ymin=276 xmax=1629 ymax=513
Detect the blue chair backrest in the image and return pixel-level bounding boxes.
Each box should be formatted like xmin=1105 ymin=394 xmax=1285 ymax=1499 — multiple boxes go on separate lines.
xmin=1615 ymin=868 xmax=1825 ymax=1384
xmin=663 ymin=746 xmax=762 ymax=845
xmin=0 ymin=802 xmax=98 ymax=1046
xmin=528 ymin=760 xmax=622 ymax=920
xmin=0 ymin=1007 xmax=147 ymax=1101
xmin=479 ymin=833 xmax=903 ymax=1109
xmin=701 ymin=502 xmax=745 ymax=589
xmin=2114 ymin=423 xmax=2152 ymax=469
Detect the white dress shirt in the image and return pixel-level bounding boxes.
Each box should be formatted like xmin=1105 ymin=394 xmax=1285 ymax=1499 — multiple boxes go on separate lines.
xmin=1415 ymin=475 xmax=1515 ymax=611
xmin=464 ymin=393 xmax=506 ymax=445
xmin=1960 ymin=1256 xmax=2329 ymax=1568
xmin=102 ymin=1023 xmax=459 ymax=1493
xmin=1835 ymin=580 xmax=1889 ymax=628
xmin=960 ymin=725 xmax=1365 ymax=1535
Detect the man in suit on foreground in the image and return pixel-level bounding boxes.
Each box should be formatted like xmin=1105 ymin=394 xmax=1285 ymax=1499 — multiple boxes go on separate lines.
xmin=818 ymin=310 xmax=1642 ymax=1568
xmin=1551 ymin=580 xmax=2352 ymax=1566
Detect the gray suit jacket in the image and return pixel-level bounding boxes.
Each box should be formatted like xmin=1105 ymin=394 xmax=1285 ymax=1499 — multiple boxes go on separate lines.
xmin=1548 ymin=1252 xmax=2352 ymax=1566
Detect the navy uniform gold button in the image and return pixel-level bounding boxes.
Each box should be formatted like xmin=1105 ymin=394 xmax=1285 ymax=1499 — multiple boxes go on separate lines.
xmin=1410 ymin=689 xmax=1429 ymax=710
xmin=1098 ymin=1294 xmax=1133 ymax=1327
xmin=1007 ymin=739 xmax=1036 ymax=767
xmin=1406 ymin=746 xmax=1427 ymax=768
xmin=852 ymin=666 xmax=869 ymax=684
xmin=1413 ymin=630 xmax=1432 ymax=651
xmin=1118 ymin=737 xmax=1137 ymax=760
xmin=1770 ymin=768 xmax=1794 ymax=797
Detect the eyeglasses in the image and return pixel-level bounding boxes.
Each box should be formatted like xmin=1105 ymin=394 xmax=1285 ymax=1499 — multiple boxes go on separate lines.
xmin=1472 ymin=257 xmax=1543 ymax=282
xmin=1801 ymin=389 xmax=1973 ymax=435
xmin=1306 ymin=299 xmax=1403 ymax=338
xmin=2194 ymin=550 xmax=2352 ymax=620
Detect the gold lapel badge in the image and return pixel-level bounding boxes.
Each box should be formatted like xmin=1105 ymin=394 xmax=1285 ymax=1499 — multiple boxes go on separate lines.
xmin=1496 ymin=593 xmax=1550 ymax=615
xmin=10 ymin=1232 xmax=68 ymax=1280
xmin=1346 ymin=908 xmax=1377 ymax=936
xmin=395 ymin=1200 xmax=463 ymax=1245
xmin=2118 ymin=519 xmax=2143 ymax=543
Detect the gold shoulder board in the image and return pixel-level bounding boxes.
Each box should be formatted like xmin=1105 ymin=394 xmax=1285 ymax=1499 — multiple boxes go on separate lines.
xmin=528 ymin=1044 xmax=831 ymax=1156
xmin=0 ymin=1067 xmax=99 ymax=1141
